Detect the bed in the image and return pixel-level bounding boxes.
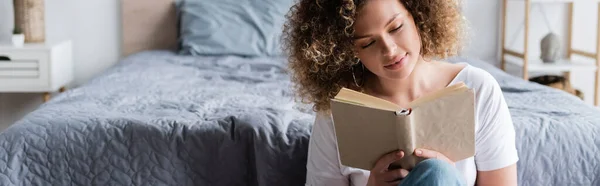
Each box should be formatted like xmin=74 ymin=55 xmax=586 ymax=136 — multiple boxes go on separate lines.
xmin=449 ymin=57 xmax=600 ymax=186
xmin=0 ymin=0 xmax=599 ymax=185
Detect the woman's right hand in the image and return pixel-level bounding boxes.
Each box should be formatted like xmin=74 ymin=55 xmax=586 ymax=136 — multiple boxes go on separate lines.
xmin=366 ymin=151 xmax=410 ymax=186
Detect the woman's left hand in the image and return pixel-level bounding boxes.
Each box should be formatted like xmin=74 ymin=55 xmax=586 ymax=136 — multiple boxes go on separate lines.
xmin=414 ymin=148 xmax=455 ymax=166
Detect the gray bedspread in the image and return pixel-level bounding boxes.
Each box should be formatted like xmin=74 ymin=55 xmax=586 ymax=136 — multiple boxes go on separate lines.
xmin=449 ymin=57 xmax=600 ymax=186
xmin=0 ymin=51 xmax=598 ymax=186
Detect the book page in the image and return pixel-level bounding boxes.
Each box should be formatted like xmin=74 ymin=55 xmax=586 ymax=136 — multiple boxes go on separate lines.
xmin=408 ymin=82 xmax=467 ymax=108
xmin=330 ymin=100 xmax=402 ymax=170
xmin=334 ymin=88 xmax=400 ymax=112
xmin=411 ymin=89 xmax=476 ymax=162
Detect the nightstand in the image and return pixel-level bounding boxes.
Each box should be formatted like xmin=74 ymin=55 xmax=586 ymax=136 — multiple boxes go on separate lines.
xmin=0 ymin=40 xmax=73 ymax=102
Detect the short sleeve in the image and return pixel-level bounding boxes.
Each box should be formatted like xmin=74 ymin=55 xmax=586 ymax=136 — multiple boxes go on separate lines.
xmin=305 ymin=111 xmax=370 ymax=186
xmin=472 ymin=69 xmax=519 ymax=171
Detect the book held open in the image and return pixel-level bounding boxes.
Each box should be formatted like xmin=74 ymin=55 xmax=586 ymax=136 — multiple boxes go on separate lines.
xmin=330 ymin=82 xmax=476 ymax=170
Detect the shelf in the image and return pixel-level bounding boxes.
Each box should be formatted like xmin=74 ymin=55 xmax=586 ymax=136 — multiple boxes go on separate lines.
xmin=504 ymin=0 xmax=600 ymax=106
xmin=504 ymin=55 xmax=598 ymax=72
xmin=508 ymin=0 xmax=600 ymax=3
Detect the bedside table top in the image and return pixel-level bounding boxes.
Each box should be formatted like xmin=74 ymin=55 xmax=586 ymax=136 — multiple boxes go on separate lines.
xmin=0 ymin=40 xmax=72 ymax=51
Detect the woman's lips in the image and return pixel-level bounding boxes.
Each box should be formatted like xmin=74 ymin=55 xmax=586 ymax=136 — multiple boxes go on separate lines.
xmin=384 ymin=54 xmax=408 ymax=70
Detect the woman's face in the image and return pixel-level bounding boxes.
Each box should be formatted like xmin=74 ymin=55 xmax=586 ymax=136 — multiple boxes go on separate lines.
xmin=353 ymin=0 xmax=421 ymax=81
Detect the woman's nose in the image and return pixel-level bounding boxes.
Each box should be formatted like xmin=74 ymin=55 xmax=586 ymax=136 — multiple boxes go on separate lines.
xmin=381 ymin=37 xmax=397 ymax=57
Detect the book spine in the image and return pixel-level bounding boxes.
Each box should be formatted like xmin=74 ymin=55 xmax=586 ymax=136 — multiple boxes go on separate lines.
xmin=409 ymin=114 xmax=418 ymax=167
xmin=394 ymin=108 xmax=412 ymax=116
xmin=394 ymin=115 xmax=417 ymax=170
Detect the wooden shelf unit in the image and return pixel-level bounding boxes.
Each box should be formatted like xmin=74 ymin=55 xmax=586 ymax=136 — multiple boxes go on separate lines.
xmin=500 ymin=0 xmax=600 ymax=106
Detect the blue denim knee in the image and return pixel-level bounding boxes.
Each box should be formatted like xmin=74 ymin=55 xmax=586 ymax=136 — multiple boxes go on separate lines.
xmin=398 ymin=159 xmax=466 ymax=186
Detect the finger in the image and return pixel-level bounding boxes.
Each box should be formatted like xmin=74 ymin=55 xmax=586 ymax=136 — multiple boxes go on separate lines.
xmin=414 ymin=148 xmax=454 ymax=165
xmin=373 ymin=151 xmax=404 ymax=172
xmin=414 ymin=148 xmax=439 ymax=159
xmin=381 ymin=168 xmax=409 ymax=182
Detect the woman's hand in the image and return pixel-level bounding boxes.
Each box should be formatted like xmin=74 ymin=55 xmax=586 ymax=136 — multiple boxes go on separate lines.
xmin=367 ymin=151 xmax=410 ymax=186
xmin=414 ymin=148 xmax=455 ymax=166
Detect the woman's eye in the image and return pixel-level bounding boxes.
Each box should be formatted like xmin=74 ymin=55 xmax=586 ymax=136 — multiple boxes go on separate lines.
xmin=361 ymin=41 xmax=375 ymax=49
xmin=391 ymin=24 xmax=403 ymax=32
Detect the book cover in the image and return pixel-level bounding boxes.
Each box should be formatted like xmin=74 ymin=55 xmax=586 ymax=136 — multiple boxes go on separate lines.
xmin=330 ymin=82 xmax=476 ymax=170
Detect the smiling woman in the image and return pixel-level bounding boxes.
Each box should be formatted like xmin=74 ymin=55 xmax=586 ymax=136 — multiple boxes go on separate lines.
xmin=282 ymin=0 xmax=465 ymax=111
xmin=283 ymin=0 xmax=518 ymax=186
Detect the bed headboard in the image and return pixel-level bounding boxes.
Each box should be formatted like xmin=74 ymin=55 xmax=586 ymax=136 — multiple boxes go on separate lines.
xmin=121 ymin=0 xmax=178 ymax=57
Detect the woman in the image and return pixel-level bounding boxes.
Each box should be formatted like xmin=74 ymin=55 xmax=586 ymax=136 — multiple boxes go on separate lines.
xmin=282 ymin=0 xmax=519 ymax=185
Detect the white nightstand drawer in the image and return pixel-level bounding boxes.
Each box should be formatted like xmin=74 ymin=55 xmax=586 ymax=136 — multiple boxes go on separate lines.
xmin=0 ymin=70 xmax=39 ymax=77
xmin=0 ymin=59 xmax=40 ymax=79
xmin=0 ymin=61 xmax=39 ymax=69
xmin=0 ymin=51 xmax=50 ymax=92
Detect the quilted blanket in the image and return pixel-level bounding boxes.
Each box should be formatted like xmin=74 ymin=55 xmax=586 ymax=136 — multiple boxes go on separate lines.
xmin=0 ymin=51 xmax=315 ymax=185
xmin=0 ymin=51 xmax=598 ymax=186
xmin=448 ymin=57 xmax=600 ymax=186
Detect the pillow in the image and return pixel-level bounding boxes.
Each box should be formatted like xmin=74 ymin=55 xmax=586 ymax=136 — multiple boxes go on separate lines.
xmin=176 ymin=0 xmax=294 ymax=57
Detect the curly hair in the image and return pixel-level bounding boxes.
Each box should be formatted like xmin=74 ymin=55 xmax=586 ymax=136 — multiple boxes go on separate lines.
xmin=282 ymin=0 xmax=466 ymax=111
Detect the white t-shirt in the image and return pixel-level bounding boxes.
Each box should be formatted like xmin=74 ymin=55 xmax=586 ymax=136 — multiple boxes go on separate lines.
xmin=305 ymin=63 xmax=519 ymax=186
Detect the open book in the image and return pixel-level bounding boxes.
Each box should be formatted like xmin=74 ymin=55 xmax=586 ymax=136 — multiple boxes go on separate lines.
xmin=330 ymin=82 xmax=476 ymax=170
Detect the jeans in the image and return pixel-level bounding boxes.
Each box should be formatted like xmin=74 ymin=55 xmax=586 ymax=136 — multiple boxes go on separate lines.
xmin=398 ymin=159 xmax=466 ymax=186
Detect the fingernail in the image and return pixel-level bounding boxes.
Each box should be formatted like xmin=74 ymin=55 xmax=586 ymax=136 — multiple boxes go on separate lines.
xmin=416 ymin=150 xmax=422 ymax=155
xmin=397 ymin=151 xmax=403 ymax=156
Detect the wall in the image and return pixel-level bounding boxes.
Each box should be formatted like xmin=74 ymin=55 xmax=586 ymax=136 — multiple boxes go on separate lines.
xmin=0 ymin=0 xmax=120 ymax=130
xmin=570 ymin=2 xmax=598 ymax=106
xmin=0 ymin=0 xmax=13 ymax=44
xmin=461 ymin=0 xmax=501 ymax=62
xmin=1 ymin=0 xmax=598 ymax=129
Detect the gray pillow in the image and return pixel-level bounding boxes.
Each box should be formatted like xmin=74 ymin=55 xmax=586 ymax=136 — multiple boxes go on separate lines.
xmin=176 ymin=0 xmax=294 ymax=57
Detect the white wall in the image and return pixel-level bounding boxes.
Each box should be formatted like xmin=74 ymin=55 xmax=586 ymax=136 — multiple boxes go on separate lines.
xmin=0 ymin=0 xmax=120 ymax=130
xmin=0 ymin=0 xmax=13 ymax=44
xmin=570 ymin=2 xmax=598 ymax=106
xmin=462 ymin=0 xmax=501 ymax=62
xmin=0 ymin=0 xmax=598 ymax=129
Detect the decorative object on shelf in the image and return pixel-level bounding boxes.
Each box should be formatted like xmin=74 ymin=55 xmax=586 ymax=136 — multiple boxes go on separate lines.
xmin=529 ymin=75 xmax=584 ymax=100
xmin=11 ymin=27 xmax=24 ymax=47
xmin=539 ymin=5 xmax=561 ymax=63
xmin=540 ymin=32 xmax=561 ymax=63
xmin=13 ymin=0 xmax=45 ymax=43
